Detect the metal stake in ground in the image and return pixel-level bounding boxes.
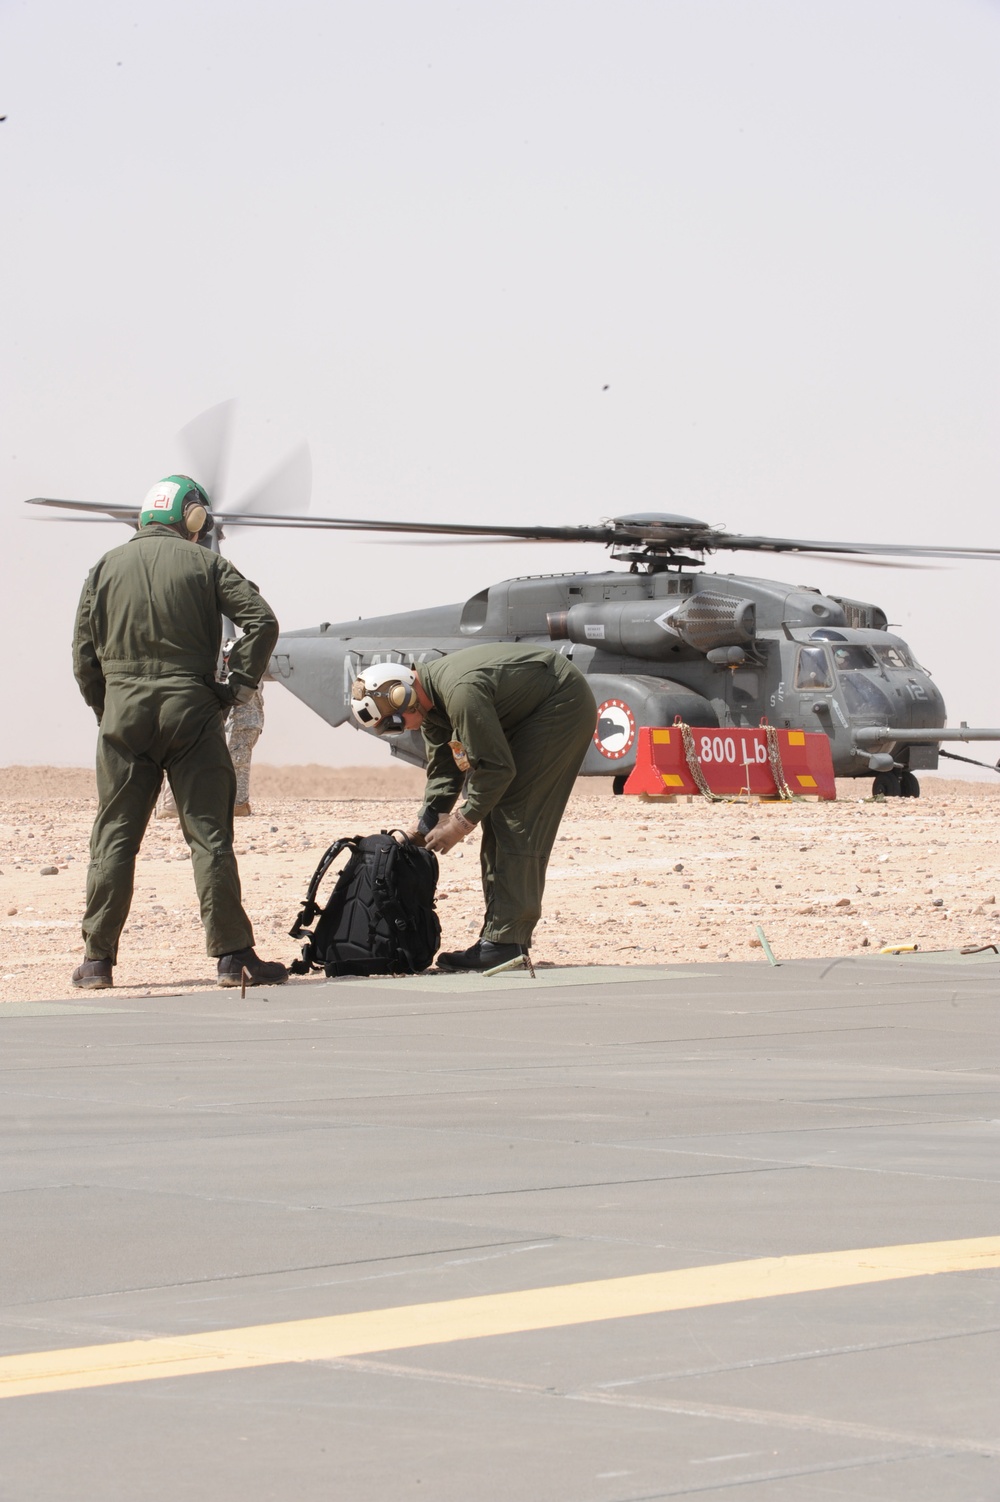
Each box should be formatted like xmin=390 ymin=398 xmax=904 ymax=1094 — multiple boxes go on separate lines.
xmin=755 ymin=925 xmax=780 ymax=967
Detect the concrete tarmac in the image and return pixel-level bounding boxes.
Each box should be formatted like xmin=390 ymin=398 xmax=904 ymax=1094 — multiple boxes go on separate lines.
xmin=1 ymin=952 xmax=998 ymax=1500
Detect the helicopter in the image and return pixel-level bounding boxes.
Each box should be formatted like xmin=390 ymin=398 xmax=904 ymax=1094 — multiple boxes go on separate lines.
xmin=255 ymin=510 xmax=1000 ymax=797
xmin=30 ymin=446 xmax=1000 ymax=798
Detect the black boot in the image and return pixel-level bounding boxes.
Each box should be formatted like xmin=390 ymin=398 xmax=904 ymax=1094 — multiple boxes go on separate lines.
xmin=217 ymin=948 xmax=289 ymax=987
xmin=71 ymin=958 xmax=113 ymax=990
xmin=436 ymin=940 xmax=527 ymax=973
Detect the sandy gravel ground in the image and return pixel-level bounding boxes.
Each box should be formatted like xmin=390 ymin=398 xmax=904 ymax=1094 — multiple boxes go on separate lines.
xmin=1 ymin=765 xmax=998 ymax=1002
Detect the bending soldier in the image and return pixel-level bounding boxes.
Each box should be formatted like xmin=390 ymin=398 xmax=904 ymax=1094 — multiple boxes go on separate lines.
xmin=351 ymin=644 xmax=596 ymax=971
xmin=71 ymin=475 xmax=288 ymax=989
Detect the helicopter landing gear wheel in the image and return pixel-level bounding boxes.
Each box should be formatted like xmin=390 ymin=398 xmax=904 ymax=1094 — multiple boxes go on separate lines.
xmin=872 ymin=770 xmax=901 ymax=798
xmin=612 ymin=774 xmax=628 ymax=796
xmin=899 ymin=770 xmax=920 ymax=798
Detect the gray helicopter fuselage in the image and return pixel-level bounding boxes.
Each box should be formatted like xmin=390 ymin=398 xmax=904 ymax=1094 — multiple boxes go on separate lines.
xmin=266 ymin=567 xmax=946 ymax=779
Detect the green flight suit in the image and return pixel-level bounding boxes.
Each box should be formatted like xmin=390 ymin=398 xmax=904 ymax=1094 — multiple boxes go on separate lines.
xmin=72 ymin=524 xmax=279 ymax=961
xmin=418 ymin=645 xmax=596 ymax=946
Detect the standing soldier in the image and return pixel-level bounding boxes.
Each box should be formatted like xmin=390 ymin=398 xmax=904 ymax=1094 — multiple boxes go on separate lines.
xmin=71 ymin=475 xmax=288 ymax=989
xmin=350 ymin=644 xmax=596 ymax=971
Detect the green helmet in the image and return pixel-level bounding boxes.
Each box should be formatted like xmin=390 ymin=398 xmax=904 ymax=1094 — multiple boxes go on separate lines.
xmin=138 ymin=475 xmax=212 ymax=534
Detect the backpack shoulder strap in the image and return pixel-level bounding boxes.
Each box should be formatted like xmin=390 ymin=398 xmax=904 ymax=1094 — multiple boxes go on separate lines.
xmin=289 ymin=837 xmax=360 ymax=938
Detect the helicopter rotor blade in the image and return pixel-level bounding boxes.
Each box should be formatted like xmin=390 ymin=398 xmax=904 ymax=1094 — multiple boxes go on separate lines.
xmin=23 ymin=498 xmax=1000 ymax=563
xmin=220 ymin=442 xmax=312 ymax=525
xmin=785 ymin=551 xmax=939 ymax=571
xmin=357 ymin=535 xmax=940 ymax=565
xmin=26 ymin=498 xmax=140 ymax=525
xmin=27 ymin=515 xmax=138 ymax=526
xmin=707 ymin=533 xmax=1000 ymax=561
xmin=20 ymin=519 xmax=942 ymax=563
xmin=360 ymin=536 xmax=558 ymax=547
xmin=176 ymin=399 xmax=235 ymax=504
xmin=144 ymin=509 xmax=1000 ymax=560
xmin=180 ymin=512 xmax=619 ymax=542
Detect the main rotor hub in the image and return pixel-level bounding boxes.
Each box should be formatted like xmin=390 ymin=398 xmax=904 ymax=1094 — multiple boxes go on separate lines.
xmin=606 ymin=513 xmax=719 ymax=564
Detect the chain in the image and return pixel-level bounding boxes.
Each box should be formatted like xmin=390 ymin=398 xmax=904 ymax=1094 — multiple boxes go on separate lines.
xmin=763 ymin=722 xmax=796 ymax=800
xmin=676 ymin=721 xmax=727 ymax=801
xmin=674 ymin=718 xmax=798 ymax=801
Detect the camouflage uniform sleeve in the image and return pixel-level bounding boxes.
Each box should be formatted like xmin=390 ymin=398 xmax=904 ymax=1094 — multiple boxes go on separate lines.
xmin=71 ymin=577 xmax=105 ymax=720
xmin=213 ymin=558 xmax=280 ymax=692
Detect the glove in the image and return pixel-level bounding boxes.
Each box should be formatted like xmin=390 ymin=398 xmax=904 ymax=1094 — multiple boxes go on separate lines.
xmin=395 ymin=808 xmax=439 ymax=847
xmin=397 ymin=828 xmax=427 ymax=848
xmin=424 ymin=811 xmax=475 ymax=855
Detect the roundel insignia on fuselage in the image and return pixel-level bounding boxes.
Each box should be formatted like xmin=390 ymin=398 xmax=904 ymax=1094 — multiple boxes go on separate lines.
xmin=594 ymin=699 xmax=636 ymax=760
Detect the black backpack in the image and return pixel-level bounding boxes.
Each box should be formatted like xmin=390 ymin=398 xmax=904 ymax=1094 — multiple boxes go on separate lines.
xmin=289 ymin=832 xmax=440 ymax=978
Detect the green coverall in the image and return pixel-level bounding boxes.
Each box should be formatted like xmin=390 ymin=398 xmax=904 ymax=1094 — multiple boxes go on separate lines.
xmin=72 ymin=524 xmax=279 ymax=961
xmin=418 ymin=645 xmax=596 ymax=946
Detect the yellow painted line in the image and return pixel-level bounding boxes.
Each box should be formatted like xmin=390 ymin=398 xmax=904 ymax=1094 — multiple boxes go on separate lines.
xmin=2 ymin=1235 xmax=998 ymax=1400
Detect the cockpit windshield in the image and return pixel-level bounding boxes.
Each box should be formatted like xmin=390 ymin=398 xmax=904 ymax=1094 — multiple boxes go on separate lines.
xmin=874 ymin=644 xmax=914 ymax=670
xmin=831 ymin=644 xmax=878 ymax=672
xmin=795 ymin=646 xmax=833 ymax=690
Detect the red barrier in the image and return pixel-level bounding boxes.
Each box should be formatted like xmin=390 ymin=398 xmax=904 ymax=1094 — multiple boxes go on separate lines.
xmin=622 ymin=724 xmax=836 ymax=800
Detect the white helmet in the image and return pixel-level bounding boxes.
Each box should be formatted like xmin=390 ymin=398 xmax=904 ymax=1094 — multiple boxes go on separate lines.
xmin=350 ymin=662 xmax=418 ymax=735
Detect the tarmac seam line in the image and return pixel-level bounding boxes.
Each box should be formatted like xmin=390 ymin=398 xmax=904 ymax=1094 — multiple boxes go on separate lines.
xmin=0 ymin=1236 xmax=548 ymax=1310
xmin=326 ymin=1354 xmax=1000 ymax=1458
xmin=601 ymin=1446 xmax=958 ymax=1499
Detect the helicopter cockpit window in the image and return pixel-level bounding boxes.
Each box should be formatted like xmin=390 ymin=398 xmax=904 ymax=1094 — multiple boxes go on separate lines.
xmin=874 ymin=644 xmax=913 ymax=670
xmin=794 ymin=646 xmax=833 ymax=690
xmin=831 ymin=644 xmax=878 ymax=672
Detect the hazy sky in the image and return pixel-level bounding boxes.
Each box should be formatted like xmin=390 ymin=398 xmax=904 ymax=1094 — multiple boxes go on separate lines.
xmin=3 ymin=0 xmax=998 ymax=773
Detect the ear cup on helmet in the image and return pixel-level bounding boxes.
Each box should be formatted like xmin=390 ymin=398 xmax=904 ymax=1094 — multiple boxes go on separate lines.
xmin=388 ymin=683 xmax=410 ymax=709
xmin=184 ymin=502 xmax=208 ymax=536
